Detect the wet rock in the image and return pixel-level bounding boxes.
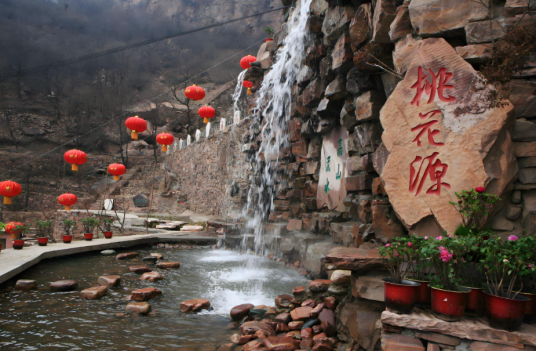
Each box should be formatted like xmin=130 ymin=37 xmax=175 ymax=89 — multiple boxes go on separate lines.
xmin=349 ymin=4 xmax=372 ymax=52
xmin=292 ymin=286 xmax=305 ymax=298
xmin=312 ymin=337 xmax=334 ymax=351
xmin=276 ymin=322 xmax=290 ymax=333
xmin=180 ymin=298 xmax=211 ymax=313
xmin=130 ymin=287 xmax=162 ymax=301
xmin=275 ymin=313 xmax=291 ymax=323
xmin=289 ymin=321 xmax=304 ymax=330
xmin=331 ymin=35 xmax=353 ymax=73
xmin=302 ymin=328 xmax=313 ymax=339
xmin=324 ymin=297 xmax=338 ymax=310
xmin=255 ymin=330 xmax=267 ymax=339
xmin=301 ymin=338 xmax=314 ymax=349
xmin=80 ymin=286 xmax=107 ymax=300
xmin=98 ymin=275 xmax=121 ymax=287
xmin=330 ymin=270 xmax=352 ymax=285
xmin=243 ymin=340 xmax=262 ymax=351
xmin=150 ymin=253 xmax=164 ymax=260
xmin=291 ymin=307 xmax=313 ymax=321
xmin=240 ymin=321 xmax=275 ymax=337
xmin=248 ymin=309 xmax=267 ymax=319
xmin=318 ymin=309 xmax=335 ymax=326
xmin=263 ymin=336 xmax=299 ymax=351
xmin=101 ymin=250 xmax=116 ymax=255
xmin=302 ymin=318 xmax=320 ymax=330
xmin=302 ymin=299 xmax=316 ymax=308
xmin=275 ymin=294 xmax=294 ymax=308
xmin=126 ymin=301 xmax=151 ymax=315
xmin=231 ymin=334 xmax=253 ymax=344
xmin=328 ymin=283 xmax=349 ymax=295
xmin=309 ymin=279 xmax=331 ymax=293
xmin=156 ymin=261 xmax=181 ymax=269
xmin=140 ymin=272 xmax=163 ymax=282
xmin=311 ymin=303 xmax=324 ymax=318
xmin=142 ymin=256 xmax=158 ymax=263
xmin=321 ymin=320 xmax=337 ymax=337
xmin=15 ymin=279 xmax=37 ymax=290
xmin=129 ymin=265 xmax=152 ymax=274
xmin=116 ymin=252 xmax=139 ymax=260
xmin=313 ymin=325 xmax=323 ymax=334
xmin=230 ymin=303 xmax=255 ymax=321
xmin=50 ymin=280 xmax=78 ymax=292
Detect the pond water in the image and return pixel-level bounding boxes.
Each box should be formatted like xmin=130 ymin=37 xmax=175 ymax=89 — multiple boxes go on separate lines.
xmin=0 ymin=248 xmax=307 ymax=350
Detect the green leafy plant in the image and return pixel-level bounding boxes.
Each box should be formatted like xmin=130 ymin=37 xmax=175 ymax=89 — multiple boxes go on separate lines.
xmin=406 ymin=235 xmax=433 ymax=281
xmin=379 ymin=236 xmax=421 ymax=284
xmin=13 ymin=224 xmax=30 ymax=240
xmin=0 ymin=222 xmax=6 ymax=232
xmin=101 ymin=216 xmax=115 ymax=232
xmin=449 ymin=187 xmax=499 ymax=232
xmin=62 ymin=219 xmax=76 ymax=235
xmin=81 ymin=217 xmax=99 ymax=234
xmin=263 ymin=26 xmax=275 ymax=37
xmin=34 ymin=219 xmax=53 ymax=238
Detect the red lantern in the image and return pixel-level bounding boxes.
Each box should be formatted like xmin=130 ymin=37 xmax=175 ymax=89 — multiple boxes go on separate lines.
xmin=243 ymin=80 xmax=253 ymax=95
xmin=58 ymin=193 xmax=77 ymax=211
xmin=184 ymin=85 xmax=205 ymax=101
xmin=5 ymin=222 xmax=24 ymax=239
xmin=156 ymin=133 xmax=175 ymax=152
xmin=125 ymin=116 xmax=147 ymax=140
xmin=0 ymin=180 xmax=22 ymax=205
xmin=198 ymin=106 xmax=216 ymax=124
xmin=63 ymin=149 xmax=87 ymax=171
xmin=240 ymin=55 xmax=257 ymax=70
xmin=108 ymin=163 xmax=126 ymax=181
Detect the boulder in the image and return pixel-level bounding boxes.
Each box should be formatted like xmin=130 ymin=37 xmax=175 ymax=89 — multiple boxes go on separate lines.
xmin=50 ymin=280 xmax=78 ymax=292
xmin=321 ymin=6 xmax=356 ymax=44
xmin=275 ymin=312 xmax=291 ymax=323
xmin=331 ymin=35 xmax=353 ymax=72
xmin=262 ymin=336 xmax=298 ymax=351
xmin=393 ymin=34 xmax=421 ymax=75
xmin=371 ymin=201 xmax=405 ymax=242
xmin=325 ymin=75 xmax=349 ymax=101
xmin=156 ymin=261 xmax=180 ymax=269
xmin=311 ymin=303 xmax=324 ymax=318
xmin=289 ymin=321 xmax=304 ymax=330
xmin=509 ymin=80 xmax=536 ymax=119
xmin=310 ymin=279 xmax=331 ymax=292
xmin=126 ymin=301 xmax=151 ymax=315
xmin=116 ymin=252 xmax=139 ymax=260
xmin=330 ymin=270 xmax=352 ymax=285
xmin=389 ymin=5 xmax=413 ymax=42
xmin=513 ymin=121 xmax=536 ymax=142
xmin=129 ymin=265 xmax=152 ymax=274
xmin=231 ymin=334 xmax=253 ymax=344
xmin=290 ymin=307 xmax=313 ymax=321
xmin=80 ymin=286 xmax=107 ymax=300
xmin=515 ymin=142 xmax=536 ymax=157
xmin=520 ymin=168 xmax=536 ymax=184
xmin=142 ymin=256 xmax=158 ymax=263
xmin=324 ymin=248 xmax=383 ymax=271
xmin=98 ymin=275 xmax=121 ymax=287
xmin=292 ymin=286 xmax=305 ymax=297
xmin=243 ymin=340 xmax=262 ymax=351
xmin=355 ymin=91 xmax=386 ymax=123
xmin=140 ymin=272 xmax=163 ymax=282
xmin=130 ymin=287 xmax=162 ymax=301
xmin=180 ymin=298 xmax=211 ymax=313
xmin=349 ymin=4 xmax=372 ymax=52
xmin=275 ymin=294 xmax=294 ymax=308
xmin=240 ymin=321 xmax=275 ymax=337
xmin=230 ymin=303 xmax=255 ymax=321
xmin=372 ymin=0 xmax=398 ymax=43
xmin=351 ymin=270 xmax=390 ymax=301
xmin=354 ymin=122 xmax=382 ymax=155
xmin=337 ymin=299 xmax=384 ymax=350
xmin=455 ymin=44 xmax=494 ymax=64
xmin=15 ymin=279 xmax=37 ymax=290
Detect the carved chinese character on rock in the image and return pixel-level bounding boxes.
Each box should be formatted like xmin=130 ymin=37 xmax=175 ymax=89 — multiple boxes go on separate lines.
xmin=379 ymin=38 xmax=517 ymax=236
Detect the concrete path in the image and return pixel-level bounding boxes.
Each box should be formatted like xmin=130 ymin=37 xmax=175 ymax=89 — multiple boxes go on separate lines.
xmin=0 ymin=231 xmax=218 ymax=285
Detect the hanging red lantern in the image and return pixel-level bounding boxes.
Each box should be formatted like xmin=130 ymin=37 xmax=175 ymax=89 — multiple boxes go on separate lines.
xmin=0 ymin=180 xmax=22 ymax=205
xmin=63 ymin=149 xmax=87 ymax=171
xmin=184 ymin=85 xmax=205 ymax=101
xmin=5 ymin=222 xmax=24 ymax=240
xmin=58 ymin=193 xmax=77 ymax=211
xmin=156 ymin=133 xmax=175 ymax=152
xmin=125 ymin=116 xmax=147 ymax=140
xmin=243 ymin=80 xmax=254 ymax=95
xmin=240 ymin=55 xmax=257 ymax=70
xmin=108 ymin=163 xmax=126 ymax=181
xmin=198 ymin=106 xmax=216 ymax=124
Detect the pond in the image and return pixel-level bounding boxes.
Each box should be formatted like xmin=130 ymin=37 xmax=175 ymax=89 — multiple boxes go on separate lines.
xmin=0 ymin=248 xmax=307 ymax=350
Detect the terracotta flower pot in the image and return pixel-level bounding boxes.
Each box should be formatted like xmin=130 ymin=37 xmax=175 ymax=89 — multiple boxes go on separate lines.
xmin=382 ymin=278 xmax=421 ymax=314
xmin=84 ymin=233 xmax=93 ymax=241
xmin=13 ymin=239 xmax=25 ymax=250
xmin=431 ymin=286 xmax=470 ymax=321
xmin=407 ymin=278 xmax=432 ymax=307
xmin=104 ymin=231 xmax=113 ymax=239
xmin=462 ymin=286 xmax=486 ymax=316
xmin=484 ymin=290 xmax=530 ymax=331
xmin=521 ymin=292 xmax=536 ymax=324
xmin=265 ymin=38 xmax=273 ymax=42
xmin=62 ymin=235 xmax=73 ymax=243
xmin=37 ymin=237 xmax=49 ymax=246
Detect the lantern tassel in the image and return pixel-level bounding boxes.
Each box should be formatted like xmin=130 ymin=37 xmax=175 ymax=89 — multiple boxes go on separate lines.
xmin=4 ymin=196 xmax=11 ymax=205
xmin=162 ymin=145 xmax=168 ymax=152
xmin=114 ymin=176 xmax=120 ymax=181
xmin=247 ymin=88 xmax=252 ymax=95
xmin=131 ymin=130 xmax=138 ymax=140
xmin=65 ymin=205 xmax=71 ymax=211
xmin=72 ymin=164 xmax=78 ymax=171
xmin=204 ymin=118 xmax=208 ymax=124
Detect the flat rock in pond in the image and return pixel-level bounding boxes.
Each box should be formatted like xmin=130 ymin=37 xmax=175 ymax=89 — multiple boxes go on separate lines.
xmin=98 ymin=275 xmax=121 ymax=287
xmin=150 ymin=253 xmax=164 ymax=259
xmin=290 ymin=307 xmax=313 ymax=321
xmin=230 ymin=303 xmax=255 ymax=321
xmin=80 ymin=286 xmax=107 ymax=300
xmin=142 ymin=256 xmax=158 ymax=263
xmin=101 ymin=250 xmax=116 ymax=255
xmin=15 ymin=279 xmax=37 ymax=290
xmin=129 ymin=265 xmax=152 ymax=274
xmin=130 ymin=287 xmax=162 ymax=301
xmin=140 ymin=272 xmax=163 ymax=282
xmin=156 ymin=261 xmax=180 ymax=269
xmin=180 ymin=298 xmax=211 ymax=313
xmin=181 ymin=225 xmax=204 ymax=232
xmin=50 ymin=280 xmax=78 ymax=292
xmin=116 ymin=252 xmax=139 ymax=260
xmin=126 ymin=301 xmax=151 ymax=315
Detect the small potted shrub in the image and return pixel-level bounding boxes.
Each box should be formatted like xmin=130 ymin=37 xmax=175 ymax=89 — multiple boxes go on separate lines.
xmin=13 ymin=224 xmax=30 ymax=250
xmin=34 ymin=219 xmax=53 ymax=246
xmin=62 ymin=219 xmax=76 ymax=243
xmin=406 ymin=235 xmax=433 ymax=307
xmin=379 ymin=236 xmax=422 ymax=314
xmin=480 ymin=234 xmax=534 ymax=331
xmin=4 ymin=221 xmax=23 ymax=248
xmin=81 ymin=216 xmax=99 ymax=241
xmin=520 ymin=261 xmax=536 ymax=324
xmin=101 ymin=217 xmax=115 ymax=239
xmin=263 ymin=26 xmax=274 ymax=42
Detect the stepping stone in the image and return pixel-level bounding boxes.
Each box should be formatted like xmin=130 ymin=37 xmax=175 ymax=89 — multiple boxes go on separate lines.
xmin=80 ymin=286 xmax=107 ymax=300
xmin=142 ymin=256 xmax=158 ymax=263
xmin=15 ymin=279 xmax=37 ymax=290
xmin=116 ymin=252 xmax=139 ymax=260
xmin=181 ymin=225 xmax=204 ymax=232
xmin=126 ymin=302 xmax=151 ymax=315
xmin=230 ymin=303 xmax=254 ymax=321
xmin=140 ymin=272 xmax=163 ymax=282
xmin=150 ymin=253 xmax=164 ymax=259
xmin=129 ymin=265 xmax=152 ymax=274
xmin=101 ymin=250 xmax=116 ymax=255
xmin=309 ymin=279 xmax=331 ymax=293
xmin=50 ymin=280 xmax=78 ymax=292
xmin=180 ymin=298 xmax=211 ymax=313
xmin=156 ymin=261 xmax=180 ymax=269
xmin=130 ymin=287 xmax=162 ymax=301
xmin=98 ymin=275 xmax=121 ymax=287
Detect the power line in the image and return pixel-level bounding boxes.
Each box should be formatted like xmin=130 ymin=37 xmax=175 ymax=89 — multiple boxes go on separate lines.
xmin=0 ymin=6 xmax=288 ymax=82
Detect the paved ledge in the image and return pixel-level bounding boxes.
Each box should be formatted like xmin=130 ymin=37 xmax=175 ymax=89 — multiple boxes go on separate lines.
xmin=0 ymin=232 xmax=218 ymax=285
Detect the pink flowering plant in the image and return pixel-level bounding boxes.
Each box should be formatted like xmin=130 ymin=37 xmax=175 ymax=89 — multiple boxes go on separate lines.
xmin=379 ymin=236 xmax=422 ymax=284
xmin=407 ymin=235 xmax=433 ymax=281
xmin=449 ymin=187 xmax=499 ymax=234
xmin=100 ymin=216 xmax=115 ymax=232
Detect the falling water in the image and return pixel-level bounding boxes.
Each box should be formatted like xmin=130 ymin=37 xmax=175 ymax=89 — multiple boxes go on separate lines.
xmin=232 ymin=70 xmax=247 ymax=114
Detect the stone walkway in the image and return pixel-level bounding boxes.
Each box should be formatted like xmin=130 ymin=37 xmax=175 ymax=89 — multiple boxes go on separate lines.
xmin=0 ymin=231 xmax=217 ymax=285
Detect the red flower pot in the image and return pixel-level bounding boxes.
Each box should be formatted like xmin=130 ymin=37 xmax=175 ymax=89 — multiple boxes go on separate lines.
xmin=62 ymin=235 xmax=73 ymax=243
xmin=521 ymin=292 xmax=536 ymax=324
xmin=104 ymin=231 xmax=113 ymax=239
xmin=407 ymin=278 xmax=432 ymax=307
xmin=265 ymin=38 xmax=273 ymax=42
xmin=431 ymin=286 xmax=470 ymax=321
xmin=462 ymin=286 xmax=486 ymax=316
xmin=383 ymin=278 xmax=421 ymax=314
xmin=37 ymin=237 xmax=49 ymax=246
xmin=13 ymin=239 xmax=25 ymax=250
xmin=84 ymin=233 xmax=93 ymax=241
xmin=484 ymin=290 xmax=530 ymax=331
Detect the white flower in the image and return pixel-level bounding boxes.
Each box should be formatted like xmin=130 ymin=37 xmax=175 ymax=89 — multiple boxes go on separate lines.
xmin=503 ymin=259 xmax=509 ymax=263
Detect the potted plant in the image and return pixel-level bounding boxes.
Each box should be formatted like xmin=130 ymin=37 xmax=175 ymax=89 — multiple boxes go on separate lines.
xmin=62 ymin=219 xmax=76 ymax=243
xmin=480 ymin=234 xmax=534 ymax=331
xmin=406 ymin=235 xmax=433 ymax=308
xmin=4 ymin=221 xmax=23 ymax=249
xmin=13 ymin=224 xmax=30 ymax=250
xmin=80 ymin=216 xmax=99 ymax=241
xmin=101 ymin=216 xmax=115 ymax=239
xmin=449 ymin=187 xmax=499 ymax=235
xmin=263 ymin=26 xmax=275 ymax=42
xmin=34 ymin=219 xmax=54 ymax=246
xmin=520 ymin=262 xmax=536 ymax=324
xmin=379 ymin=236 xmax=422 ymax=314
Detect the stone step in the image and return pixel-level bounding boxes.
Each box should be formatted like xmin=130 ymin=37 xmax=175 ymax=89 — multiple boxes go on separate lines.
xmin=324 ymin=247 xmax=383 ymax=272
